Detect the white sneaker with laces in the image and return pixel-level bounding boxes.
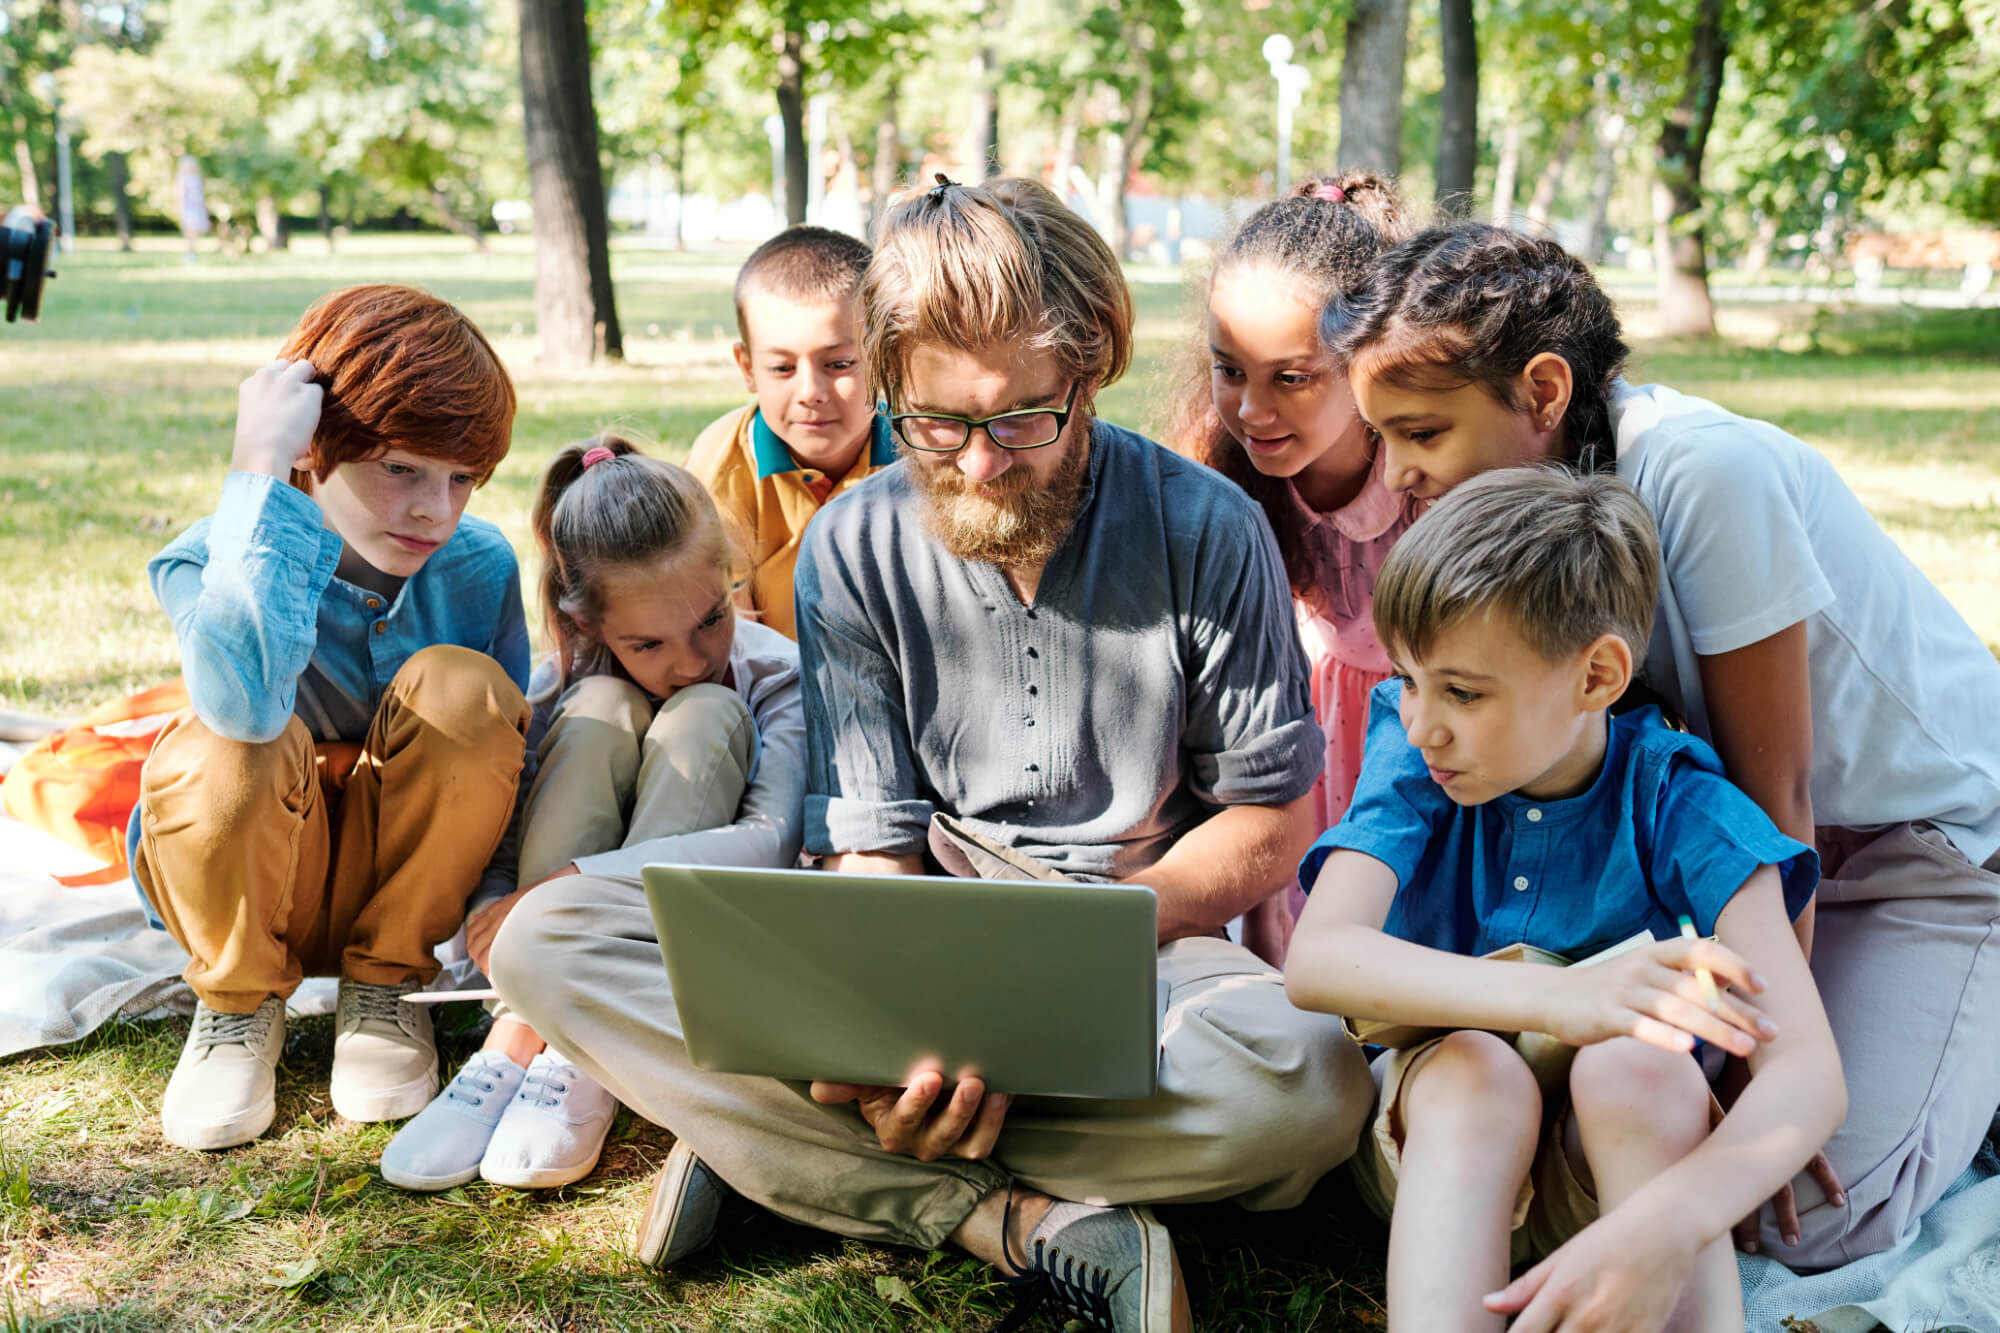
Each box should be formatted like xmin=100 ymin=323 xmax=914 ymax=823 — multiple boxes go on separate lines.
xmin=329 ymin=979 xmax=438 ymax=1122
xmin=479 ymin=1049 xmax=618 ymax=1189
xmin=379 ymin=1050 xmax=528 ymax=1191
xmin=160 ymin=996 xmax=286 ymax=1151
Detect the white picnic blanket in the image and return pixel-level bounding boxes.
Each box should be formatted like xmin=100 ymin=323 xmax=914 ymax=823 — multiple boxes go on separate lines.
xmin=0 ymin=813 xmax=479 ymax=1058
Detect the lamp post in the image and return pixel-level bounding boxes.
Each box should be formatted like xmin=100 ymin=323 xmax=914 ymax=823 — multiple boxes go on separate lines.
xmin=763 ymin=113 xmax=786 ymax=228
xmin=33 ymin=73 xmax=74 ymax=255
xmin=1261 ymin=35 xmax=1311 ymax=196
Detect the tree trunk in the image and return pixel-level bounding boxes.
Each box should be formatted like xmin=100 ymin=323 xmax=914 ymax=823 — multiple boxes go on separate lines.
xmin=1491 ymin=116 xmax=1521 ymax=222
xmin=1337 ymin=0 xmax=1410 ymax=176
xmin=870 ymin=80 xmax=900 ymax=242
xmin=1743 ymin=212 xmax=1778 ymax=275
xmin=319 ymin=182 xmax=336 ymax=253
xmin=519 ymin=0 xmax=624 ymax=367
xmin=1098 ymin=61 xmax=1154 ymax=263
xmin=12 ymin=138 xmax=41 ymax=213
xmin=776 ymin=28 xmax=807 ymax=225
xmin=671 ymin=118 xmax=689 ymax=251
xmin=1050 ymin=85 xmax=1085 ymax=196
xmin=255 ymin=193 xmax=288 ymax=251
xmin=107 ymin=150 xmax=133 ymax=251
xmin=1581 ymin=74 xmax=1619 ymax=263
xmin=964 ymin=0 xmax=1003 ymax=175
xmin=1434 ymin=0 xmax=1478 ymax=213
xmin=1525 ymin=109 xmax=1587 ymax=226
xmin=1653 ymin=0 xmax=1727 ymax=338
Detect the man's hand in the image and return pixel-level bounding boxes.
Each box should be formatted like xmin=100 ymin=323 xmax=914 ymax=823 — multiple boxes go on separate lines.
xmin=811 ymin=1063 xmax=1010 ymax=1162
xmin=232 ymin=358 xmax=323 ymax=479
xmin=466 ymin=864 xmax=580 ymax=975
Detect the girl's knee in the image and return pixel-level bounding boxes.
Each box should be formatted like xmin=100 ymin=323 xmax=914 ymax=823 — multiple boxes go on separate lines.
xmin=556 ymin=673 xmax=654 ymax=732
xmin=650 ymin=683 xmax=754 ymax=746
xmin=1570 ymin=1039 xmax=1710 ymax=1145
xmin=1403 ymin=1030 xmax=1543 ymax=1140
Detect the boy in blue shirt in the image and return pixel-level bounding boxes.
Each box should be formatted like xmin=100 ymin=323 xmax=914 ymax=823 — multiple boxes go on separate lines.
xmin=1286 ymin=468 xmax=1845 ymax=1332
xmin=134 ymin=285 xmax=532 ymax=1152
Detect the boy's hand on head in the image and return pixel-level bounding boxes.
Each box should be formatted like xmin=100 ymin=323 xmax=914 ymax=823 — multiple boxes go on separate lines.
xmin=1547 ymin=936 xmax=1778 ymax=1057
xmin=232 ymin=358 xmax=323 ymax=480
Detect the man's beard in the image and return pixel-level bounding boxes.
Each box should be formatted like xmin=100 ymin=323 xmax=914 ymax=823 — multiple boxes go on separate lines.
xmin=907 ymin=433 xmax=1091 ymax=567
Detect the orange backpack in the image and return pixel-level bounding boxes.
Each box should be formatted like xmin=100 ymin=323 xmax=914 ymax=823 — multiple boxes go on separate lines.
xmin=2 ymin=680 xmax=189 ymax=886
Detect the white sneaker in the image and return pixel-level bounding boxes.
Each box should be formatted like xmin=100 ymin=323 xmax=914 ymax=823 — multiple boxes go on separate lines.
xmin=379 ymin=1050 xmax=528 ymax=1191
xmin=161 ymin=997 xmax=286 ymax=1151
xmin=330 ymin=979 xmax=437 ymax=1122
xmin=479 ymin=1049 xmax=617 ymax=1189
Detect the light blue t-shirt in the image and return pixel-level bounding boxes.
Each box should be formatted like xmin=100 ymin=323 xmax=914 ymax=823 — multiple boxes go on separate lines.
xmin=1299 ymin=680 xmax=1818 ymax=958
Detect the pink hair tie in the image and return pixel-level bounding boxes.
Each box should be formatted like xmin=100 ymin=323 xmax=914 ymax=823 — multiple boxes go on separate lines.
xmin=1314 ymin=184 xmax=1347 ymax=203
xmin=581 ymin=445 xmax=616 ymax=469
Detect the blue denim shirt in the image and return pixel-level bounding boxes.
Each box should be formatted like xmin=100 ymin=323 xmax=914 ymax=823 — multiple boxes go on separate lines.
xmin=148 ymin=471 xmax=529 ymax=743
xmin=131 ymin=471 xmax=530 ymax=925
xmin=1299 ymin=680 xmax=1817 ymax=956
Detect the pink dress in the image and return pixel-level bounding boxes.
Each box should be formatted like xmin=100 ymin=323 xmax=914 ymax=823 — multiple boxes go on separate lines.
xmin=1292 ymin=455 xmax=1421 ymax=839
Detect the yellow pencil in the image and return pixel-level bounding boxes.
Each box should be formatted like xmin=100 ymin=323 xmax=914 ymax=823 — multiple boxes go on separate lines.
xmin=1679 ymin=915 xmax=1721 ymax=1013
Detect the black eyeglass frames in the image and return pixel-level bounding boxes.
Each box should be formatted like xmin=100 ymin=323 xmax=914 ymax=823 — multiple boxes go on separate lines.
xmin=888 ymin=380 xmax=1081 ymax=454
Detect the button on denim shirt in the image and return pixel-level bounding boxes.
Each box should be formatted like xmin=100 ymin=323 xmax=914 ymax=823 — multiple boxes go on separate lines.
xmin=1300 ymin=680 xmax=1817 ymax=955
xmin=149 ymin=471 xmax=530 ymax=744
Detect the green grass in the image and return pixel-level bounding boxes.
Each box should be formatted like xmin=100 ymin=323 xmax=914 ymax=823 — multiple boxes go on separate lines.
xmin=3 ymin=235 xmax=1993 ymax=1329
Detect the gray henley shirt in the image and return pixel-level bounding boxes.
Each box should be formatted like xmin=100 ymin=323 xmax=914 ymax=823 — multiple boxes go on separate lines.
xmin=795 ymin=418 xmax=1324 ymax=881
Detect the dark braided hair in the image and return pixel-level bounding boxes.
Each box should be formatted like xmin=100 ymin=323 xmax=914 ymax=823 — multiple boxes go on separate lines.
xmin=1165 ymin=171 xmax=1410 ymax=601
xmin=1322 ymin=222 xmax=1629 ymax=473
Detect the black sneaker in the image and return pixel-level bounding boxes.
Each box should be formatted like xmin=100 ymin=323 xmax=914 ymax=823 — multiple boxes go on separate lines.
xmin=994 ymin=1194 xmax=1178 ymax=1332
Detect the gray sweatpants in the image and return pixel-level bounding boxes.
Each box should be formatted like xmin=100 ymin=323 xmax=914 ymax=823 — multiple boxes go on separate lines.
xmin=1770 ymin=821 xmax=2000 ymax=1267
xmin=488 ymin=879 xmax=1372 ymax=1249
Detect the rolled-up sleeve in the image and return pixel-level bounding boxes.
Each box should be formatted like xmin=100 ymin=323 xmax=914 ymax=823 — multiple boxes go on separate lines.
xmin=1181 ymin=501 xmax=1325 ymax=808
xmin=150 ymin=472 xmax=341 ymax=743
xmin=795 ymin=518 xmax=933 ymax=857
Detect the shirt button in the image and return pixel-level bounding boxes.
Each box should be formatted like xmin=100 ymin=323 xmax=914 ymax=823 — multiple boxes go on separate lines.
xmin=1026 ymin=763 xmax=1039 ymax=772
xmin=1513 ymin=876 xmax=1529 ymax=892
xmin=365 ymin=597 xmax=381 ymax=610
xmin=1027 ymin=684 xmax=1038 ymax=695
xmin=374 ymin=621 xmax=388 ymax=635
xmin=1526 ymin=808 xmax=1543 ymax=823
xmin=1025 ymin=718 xmax=1036 ymax=727
xmin=1026 ymin=647 xmax=1038 ymax=658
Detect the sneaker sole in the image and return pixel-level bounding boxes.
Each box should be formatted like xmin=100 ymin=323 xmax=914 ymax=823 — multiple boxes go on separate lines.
xmin=634 ymin=1143 xmax=715 ymax=1269
xmin=479 ymin=1154 xmax=604 ymax=1190
xmin=330 ymin=1063 xmax=439 ymax=1123
xmin=380 ymin=1157 xmax=485 ymax=1191
xmin=1128 ymin=1206 xmax=1177 ymax=1333
xmin=161 ymin=1096 xmax=276 ymax=1152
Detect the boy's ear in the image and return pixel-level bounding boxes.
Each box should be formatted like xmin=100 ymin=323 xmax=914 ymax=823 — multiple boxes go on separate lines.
xmin=731 ymin=341 xmax=755 ymax=392
xmin=1577 ymin=632 xmax=1633 ymax=711
xmin=1519 ymin=353 xmax=1574 ymax=434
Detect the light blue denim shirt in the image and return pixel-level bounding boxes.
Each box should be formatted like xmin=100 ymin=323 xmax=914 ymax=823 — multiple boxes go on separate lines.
xmin=148 ymin=471 xmax=530 ymax=743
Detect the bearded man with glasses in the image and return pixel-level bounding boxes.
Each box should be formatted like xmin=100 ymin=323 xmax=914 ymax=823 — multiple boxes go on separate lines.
xmin=487 ymin=177 xmax=1371 ymax=1333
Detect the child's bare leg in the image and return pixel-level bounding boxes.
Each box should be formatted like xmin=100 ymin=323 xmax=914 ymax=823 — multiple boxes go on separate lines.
xmin=1391 ymin=1031 xmax=1543 ymax=1332
xmin=482 ymin=1016 xmax=546 ymax=1068
xmin=1568 ymin=1039 xmax=1742 ymax=1333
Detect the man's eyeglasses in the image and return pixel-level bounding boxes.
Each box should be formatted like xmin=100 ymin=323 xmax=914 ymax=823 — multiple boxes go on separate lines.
xmin=889 ymin=380 xmax=1080 ymax=454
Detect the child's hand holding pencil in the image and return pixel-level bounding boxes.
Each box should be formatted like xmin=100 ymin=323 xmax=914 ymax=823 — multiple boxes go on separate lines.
xmin=1547 ymin=929 xmax=1777 ymax=1058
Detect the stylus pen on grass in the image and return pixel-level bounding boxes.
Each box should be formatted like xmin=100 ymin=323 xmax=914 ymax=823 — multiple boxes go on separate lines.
xmin=1678 ymin=915 xmax=1721 ymax=1013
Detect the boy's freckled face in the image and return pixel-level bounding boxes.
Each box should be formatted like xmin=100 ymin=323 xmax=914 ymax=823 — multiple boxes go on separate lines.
xmin=732 ymin=289 xmax=873 ymax=477
xmin=311 ymin=448 xmax=477 ymax=581
xmin=1392 ymin=610 xmax=1605 ymax=806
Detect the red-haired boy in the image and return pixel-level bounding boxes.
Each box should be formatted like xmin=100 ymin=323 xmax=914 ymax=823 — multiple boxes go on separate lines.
xmin=133 ymin=285 xmax=532 ymax=1151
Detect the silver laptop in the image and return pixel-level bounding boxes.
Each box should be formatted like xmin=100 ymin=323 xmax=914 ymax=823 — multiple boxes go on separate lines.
xmin=643 ymin=863 xmax=1164 ymax=1100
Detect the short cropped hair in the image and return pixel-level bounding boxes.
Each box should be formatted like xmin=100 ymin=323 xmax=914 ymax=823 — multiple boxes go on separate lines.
xmin=1374 ymin=467 xmax=1661 ymax=665
xmin=862 ymin=176 xmax=1133 ymax=412
xmin=734 ymin=225 xmax=873 ymax=346
xmin=279 ymin=284 xmax=514 ymax=484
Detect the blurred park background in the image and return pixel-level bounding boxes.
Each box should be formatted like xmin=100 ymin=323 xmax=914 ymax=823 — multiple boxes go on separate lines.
xmin=4 ymin=1 xmax=2000 ymax=1329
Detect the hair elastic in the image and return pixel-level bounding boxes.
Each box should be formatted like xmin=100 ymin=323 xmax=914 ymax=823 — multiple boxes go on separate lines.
xmin=581 ymin=445 xmax=616 ymax=469
xmin=928 ymin=172 xmax=962 ymax=201
xmin=1313 ymin=184 xmax=1347 ymax=203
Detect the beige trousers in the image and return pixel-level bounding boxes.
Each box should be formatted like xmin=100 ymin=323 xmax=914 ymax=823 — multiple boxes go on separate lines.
xmin=489 ymin=877 xmax=1372 ymax=1249
xmin=134 ymin=645 xmax=529 ymax=1013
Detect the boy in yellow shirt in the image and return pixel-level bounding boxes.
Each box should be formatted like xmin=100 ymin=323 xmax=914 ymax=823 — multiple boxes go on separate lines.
xmin=687 ymin=226 xmax=894 ymax=639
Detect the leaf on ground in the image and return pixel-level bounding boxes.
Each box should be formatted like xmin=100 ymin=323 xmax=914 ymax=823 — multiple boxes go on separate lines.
xmin=875 ymin=1273 xmax=914 ymax=1308
xmin=261 ymin=1257 xmax=323 ymax=1290
xmin=325 ymin=1174 xmax=368 ymax=1205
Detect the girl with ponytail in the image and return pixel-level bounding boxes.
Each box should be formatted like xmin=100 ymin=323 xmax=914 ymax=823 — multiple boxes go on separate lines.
xmin=1168 ymin=171 xmax=1419 ymax=965
xmin=381 ymin=433 xmax=807 ymax=1195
